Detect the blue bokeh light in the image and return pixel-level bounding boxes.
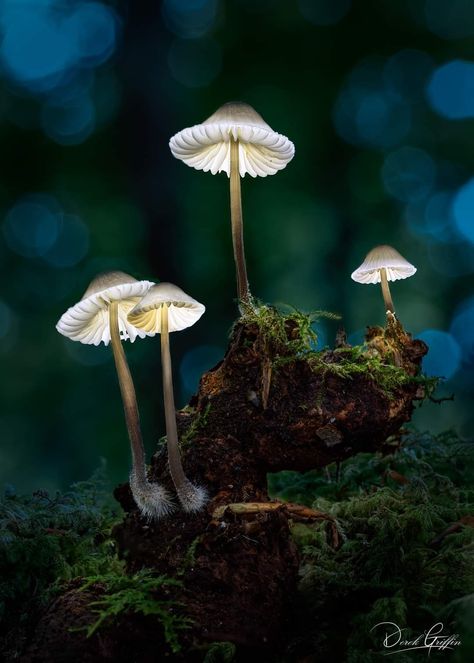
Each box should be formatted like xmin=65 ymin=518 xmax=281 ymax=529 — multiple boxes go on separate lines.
xmin=452 ymin=178 xmax=474 ymax=243
xmin=427 ymin=60 xmax=474 ymax=119
xmin=42 ymin=95 xmax=95 ymax=145
xmin=43 ymin=215 xmax=90 ymax=268
xmin=162 ymin=0 xmax=218 ymax=39
xmin=405 ymin=191 xmax=456 ymax=242
xmin=347 ymin=329 xmax=365 ymax=346
xmin=168 ymin=38 xmax=222 ymax=88
xmin=417 ymin=329 xmax=461 ymax=379
xmin=65 ymin=2 xmax=118 ymax=67
xmin=298 ymin=0 xmax=351 ymax=26
xmin=3 ymin=197 xmax=60 ymax=258
xmin=0 ymin=1 xmax=118 ymax=81
xmin=383 ymin=49 xmax=434 ymax=102
xmin=427 ymin=240 xmax=474 ymax=277
xmin=333 ymin=58 xmax=411 ymax=150
xmin=425 ymin=0 xmax=474 ymax=40
xmin=3 ymin=197 xmax=89 ymax=268
xmin=450 ymin=297 xmax=474 ymax=360
xmin=382 ymin=147 xmax=435 ymax=202
xmin=0 ymin=8 xmax=76 ymax=93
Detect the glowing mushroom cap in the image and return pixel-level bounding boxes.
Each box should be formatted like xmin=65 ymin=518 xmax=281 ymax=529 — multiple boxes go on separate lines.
xmin=56 ymin=271 xmax=154 ymax=346
xmin=169 ymin=101 xmax=295 ymax=178
xmin=351 ymin=245 xmax=417 ymax=284
xmin=128 ymin=282 xmax=205 ymax=334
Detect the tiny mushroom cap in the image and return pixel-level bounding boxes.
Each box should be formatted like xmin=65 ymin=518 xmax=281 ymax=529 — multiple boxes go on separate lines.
xmin=56 ymin=271 xmax=154 ymax=346
xmin=169 ymin=101 xmax=295 ymax=178
xmin=128 ymin=282 xmax=205 ymax=334
xmin=351 ymin=245 xmax=417 ymax=285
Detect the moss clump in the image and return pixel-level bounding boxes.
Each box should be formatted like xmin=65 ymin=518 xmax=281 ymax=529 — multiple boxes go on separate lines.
xmin=239 ymin=302 xmax=339 ymax=357
xmin=309 ymin=345 xmax=438 ymax=398
xmin=78 ymin=570 xmax=191 ymax=653
xmin=270 ymin=429 xmax=474 ymax=662
xmin=238 ymin=304 xmax=432 ymax=402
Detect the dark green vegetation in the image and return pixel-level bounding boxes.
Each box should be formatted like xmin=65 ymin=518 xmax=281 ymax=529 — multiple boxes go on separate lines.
xmin=271 ymin=429 xmax=474 ymax=662
xmin=78 ymin=571 xmax=190 ymax=652
xmin=0 ymin=466 xmax=192 ymax=659
xmin=1 ymin=429 xmax=472 ymax=661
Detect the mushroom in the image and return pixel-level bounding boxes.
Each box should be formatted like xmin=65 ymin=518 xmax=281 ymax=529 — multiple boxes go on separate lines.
xmin=351 ymin=245 xmax=417 ymax=314
xmin=169 ymin=101 xmax=295 ymax=308
xmin=128 ymin=282 xmax=207 ymax=512
xmin=56 ymin=271 xmax=174 ymax=519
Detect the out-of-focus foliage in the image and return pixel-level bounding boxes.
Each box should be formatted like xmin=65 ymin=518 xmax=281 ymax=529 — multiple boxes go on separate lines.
xmin=0 ymin=0 xmax=473 ymax=492
xmin=270 ymin=429 xmax=474 ymax=661
xmin=0 ymin=465 xmax=119 ymax=654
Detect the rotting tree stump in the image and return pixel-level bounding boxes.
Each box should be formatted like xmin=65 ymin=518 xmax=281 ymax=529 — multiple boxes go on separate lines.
xmin=23 ymin=311 xmax=428 ymax=661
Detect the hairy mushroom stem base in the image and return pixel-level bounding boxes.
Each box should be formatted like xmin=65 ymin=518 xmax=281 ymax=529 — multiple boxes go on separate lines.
xmin=230 ymin=136 xmax=251 ymax=309
xmin=160 ymin=304 xmax=206 ymax=512
xmin=380 ymin=267 xmax=395 ymax=314
xmin=109 ymin=301 xmax=173 ymax=519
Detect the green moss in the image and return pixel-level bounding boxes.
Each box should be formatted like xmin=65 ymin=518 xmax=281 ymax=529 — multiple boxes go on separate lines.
xmin=239 ymin=302 xmax=339 ymax=357
xmin=0 ymin=465 xmax=120 ymax=657
xmin=0 ymin=465 xmax=117 ymax=618
xmin=308 ymin=345 xmax=438 ymax=398
xmin=178 ymin=535 xmax=203 ymax=575
xmin=271 ymin=429 xmax=474 ymax=661
xmin=239 ymin=304 xmax=436 ymax=401
xmin=181 ymin=403 xmax=212 ymax=448
xmin=202 ymin=641 xmax=237 ymax=662
xmin=78 ymin=570 xmax=191 ymax=653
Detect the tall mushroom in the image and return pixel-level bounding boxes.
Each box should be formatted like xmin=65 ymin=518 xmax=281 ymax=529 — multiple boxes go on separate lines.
xmin=351 ymin=245 xmax=417 ymax=314
xmin=169 ymin=101 xmax=295 ymax=309
xmin=128 ymin=282 xmax=207 ymax=512
xmin=56 ymin=271 xmax=174 ymax=519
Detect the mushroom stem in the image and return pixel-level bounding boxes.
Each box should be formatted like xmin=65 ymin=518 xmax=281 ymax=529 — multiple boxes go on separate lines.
xmin=230 ymin=136 xmax=250 ymax=307
xmin=160 ymin=305 xmax=206 ymax=512
xmin=380 ymin=268 xmax=395 ymax=314
xmin=109 ymin=301 xmax=146 ymax=481
xmin=109 ymin=302 xmax=173 ymax=519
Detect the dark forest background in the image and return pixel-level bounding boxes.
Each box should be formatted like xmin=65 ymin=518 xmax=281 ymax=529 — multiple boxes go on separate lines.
xmin=0 ymin=0 xmax=473 ymax=492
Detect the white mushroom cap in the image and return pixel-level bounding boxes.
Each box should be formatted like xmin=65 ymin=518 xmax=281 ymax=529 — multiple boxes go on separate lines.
xmin=169 ymin=101 xmax=295 ymax=178
xmin=128 ymin=282 xmax=205 ymax=333
xmin=351 ymin=245 xmax=417 ymax=284
xmin=56 ymin=271 xmax=154 ymax=346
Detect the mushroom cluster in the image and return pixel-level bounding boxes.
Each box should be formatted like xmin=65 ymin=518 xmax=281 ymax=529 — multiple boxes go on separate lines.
xmin=57 ymin=274 xmax=206 ymax=519
xmin=57 ymin=101 xmax=421 ymax=523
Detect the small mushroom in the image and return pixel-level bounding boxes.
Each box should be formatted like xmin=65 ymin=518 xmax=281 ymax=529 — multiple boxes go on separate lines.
xmin=128 ymin=282 xmax=207 ymax=512
xmin=169 ymin=101 xmax=295 ymax=308
xmin=56 ymin=271 xmax=174 ymax=519
xmin=351 ymin=245 xmax=417 ymax=314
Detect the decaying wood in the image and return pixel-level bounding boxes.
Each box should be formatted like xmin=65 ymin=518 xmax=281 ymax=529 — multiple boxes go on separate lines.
xmin=24 ymin=315 xmax=428 ymax=660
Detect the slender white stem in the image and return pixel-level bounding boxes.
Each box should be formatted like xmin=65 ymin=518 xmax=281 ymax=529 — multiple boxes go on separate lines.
xmin=380 ymin=268 xmax=395 ymax=314
xmin=109 ymin=301 xmax=172 ymax=519
xmin=230 ymin=137 xmax=250 ymax=307
xmin=109 ymin=301 xmax=146 ymax=482
xmin=160 ymin=304 xmax=207 ymax=512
